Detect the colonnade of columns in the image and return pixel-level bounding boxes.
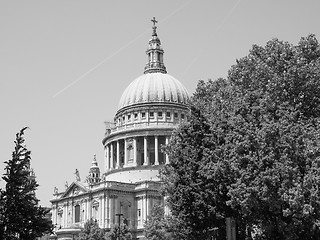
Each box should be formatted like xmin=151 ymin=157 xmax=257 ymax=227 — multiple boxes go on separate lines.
xmin=104 ymin=135 xmax=170 ymax=172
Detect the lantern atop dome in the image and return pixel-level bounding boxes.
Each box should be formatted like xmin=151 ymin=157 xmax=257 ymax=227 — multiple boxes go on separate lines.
xmin=144 ymin=17 xmax=167 ymax=74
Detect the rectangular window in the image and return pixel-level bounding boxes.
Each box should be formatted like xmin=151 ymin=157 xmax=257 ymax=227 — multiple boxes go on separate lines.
xmin=134 ymin=113 xmax=138 ymax=119
xmin=128 ymin=115 xmax=131 ymax=121
xmin=142 ymin=112 xmax=146 ymax=118
xmin=174 ymin=112 xmax=178 ymax=118
xmin=150 ymin=112 xmax=154 ymax=118
xmin=181 ymin=113 xmax=185 ymax=119
xmin=75 ymin=205 xmax=80 ymax=223
xmin=158 ymin=112 xmax=163 ymax=118
xmin=166 ymin=112 xmax=171 ymax=118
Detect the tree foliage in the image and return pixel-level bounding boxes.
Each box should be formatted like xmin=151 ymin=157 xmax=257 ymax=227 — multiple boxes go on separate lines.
xmin=144 ymin=205 xmax=186 ymax=240
xmin=0 ymin=127 xmax=53 ymax=240
xmin=104 ymin=223 xmax=132 ymax=240
xmin=160 ymin=104 xmax=233 ymax=239
xmin=160 ymin=34 xmax=320 ymax=240
xmin=144 ymin=205 xmax=168 ymax=240
xmin=78 ymin=219 xmax=105 ymax=240
xmin=226 ymin=34 xmax=320 ymax=240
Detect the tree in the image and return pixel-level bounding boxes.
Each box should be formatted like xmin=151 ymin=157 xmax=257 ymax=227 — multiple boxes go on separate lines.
xmin=161 ymin=34 xmax=320 ymax=240
xmin=0 ymin=127 xmax=53 ymax=239
xmin=78 ymin=219 xmax=105 ymax=240
xmin=144 ymin=205 xmax=187 ymax=240
xmin=144 ymin=205 xmax=170 ymax=240
xmin=0 ymin=189 xmax=5 ymax=238
xmin=160 ymin=104 xmax=235 ymax=239
xmin=226 ymin=34 xmax=320 ymax=239
xmin=104 ymin=223 xmax=132 ymax=240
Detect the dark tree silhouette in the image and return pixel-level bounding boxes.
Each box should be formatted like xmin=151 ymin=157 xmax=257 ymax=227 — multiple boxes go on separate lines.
xmin=0 ymin=127 xmax=53 ymax=240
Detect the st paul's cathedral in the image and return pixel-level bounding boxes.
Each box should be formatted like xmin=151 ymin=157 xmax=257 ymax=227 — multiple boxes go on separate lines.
xmin=50 ymin=18 xmax=190 ymax=240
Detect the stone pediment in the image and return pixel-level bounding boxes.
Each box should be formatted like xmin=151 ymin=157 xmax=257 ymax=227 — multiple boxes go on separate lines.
xmin=61 ymin=182 xmax=88 ymax=199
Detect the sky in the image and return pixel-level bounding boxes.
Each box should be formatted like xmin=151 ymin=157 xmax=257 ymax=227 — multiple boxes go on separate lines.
xmin=1 ymin=0 xmax=320 ymax=206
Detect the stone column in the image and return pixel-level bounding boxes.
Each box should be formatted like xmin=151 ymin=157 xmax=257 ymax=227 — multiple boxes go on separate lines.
xmin=165 ymin=136 xmax=169 ymax=164
xmin=114 ymin=196 xmax=119 ymax=224
xmin=108 ymin=195 xmax=112 ymax=227
xmin=52 ymin=207 xmax=56 ymax=226
xmin=101 ymin=196 xmax=105 ymax=228
xmin=124 ymin=138 xmax=128 ymax=166
xmin=144 ymin=196 xmax=148 ymax=223
xmin=128 ymin=203 xmax=132 ymax=228
xmin=133 ymin=137 xmax=137 ymax=166
xmin=148 ymin=196 xmax=153 ymax=216
xmin=89 ymin=199 xmax=92 ymax=220
xmin=116 ymin=140 xmax=120 ymax=168
xmin=144 ymin=137 xmax=148 ymax=165
xmin=110 ymin=143 xmax=114 ymax=169
xmin=71 ymin=202 xmax=75 ymax=225
xmin=66 ymin=204 xmax=69 ymax=226
xmin=106 ymin=145 xmax=110 ymax=171
xmin=63 ymin=204 xmax=67 ymax=227
xmin=84 ymin=200 xmax=87 ymax=221
xmin=84 ymin=199 xmax=87 ymax=221
xmin=87 ymin=199 xmax=90 ymax=221
xmin=112 ymin=196 xmax=116 ymax=225
xmin=137 ymin=197 xmax=141 ymax=228
xmin=155 ymin=136 xmax=159 ymax=165
xmin=115 ymin=197 xmax=119 ymax=216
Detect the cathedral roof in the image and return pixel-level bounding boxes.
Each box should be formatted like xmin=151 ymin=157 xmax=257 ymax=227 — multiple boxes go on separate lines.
xmin=118 ymin=73 xmax=189 ymax=110
xmin=117 ymin=17 xmax=189 ymax=112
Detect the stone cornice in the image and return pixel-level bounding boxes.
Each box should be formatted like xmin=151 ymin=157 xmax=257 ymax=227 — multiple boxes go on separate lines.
xmin=116 ymin=101 xmax=189 ymax=117
xmin=103 ymin=127 xmax=173 ymax=145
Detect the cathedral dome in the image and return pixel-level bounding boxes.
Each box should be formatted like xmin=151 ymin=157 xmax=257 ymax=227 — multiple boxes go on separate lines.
xmin=118 ymin=72 xmax=189 ymax=111
xmin=116 ymin=17 xmax=189 ymax=113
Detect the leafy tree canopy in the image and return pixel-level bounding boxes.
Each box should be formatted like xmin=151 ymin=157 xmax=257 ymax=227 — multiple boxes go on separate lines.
xmin=160 ymin=105 xmax=232 ymax=239
xmin=144 ymin=205 xmax=186 ymax=240
xmin=78 ymin=219 xmax=105 ymax=240
xmin=161 ymin=34 xmax=320 ymax=240
xmin=105 ymin=223 xmax=132 ymax=240
xmin=226 ymin=34 xmax=320 ymax=240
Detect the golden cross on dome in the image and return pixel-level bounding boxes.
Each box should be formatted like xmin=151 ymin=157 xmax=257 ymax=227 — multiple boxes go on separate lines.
xmin=151 ymin=17 xmax=158 ymax=26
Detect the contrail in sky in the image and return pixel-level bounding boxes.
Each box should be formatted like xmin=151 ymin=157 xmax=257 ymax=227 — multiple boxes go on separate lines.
xmin=53 ymin=29 xmax=149 ymax=98
xmin=181 ymin=0 xmax=242 ymax=78
xmin=53 ymin=0 xmax=193 ymax=98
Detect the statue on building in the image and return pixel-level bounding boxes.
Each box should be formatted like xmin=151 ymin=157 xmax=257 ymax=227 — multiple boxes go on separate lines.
xmin=54 ymin=186 xmax=58 ymax=194
xmin=75 ymin=168 xmax=81 ymax=182
xmin=85 ymin=175 xmax=90 ymax=184
xmin=65 ymin=181 xmax=68 ymax=190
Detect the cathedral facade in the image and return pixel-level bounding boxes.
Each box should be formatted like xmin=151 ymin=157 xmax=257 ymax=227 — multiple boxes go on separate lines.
xmin=50 ymin=19 xmax=190 ymax=240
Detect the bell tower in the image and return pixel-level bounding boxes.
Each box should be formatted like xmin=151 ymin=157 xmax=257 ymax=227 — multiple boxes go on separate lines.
xmin=88 ymin=154 xmax=101 ymax=184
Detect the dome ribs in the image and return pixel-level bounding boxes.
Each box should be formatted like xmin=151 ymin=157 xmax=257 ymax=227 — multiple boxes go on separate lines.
xmin=117 ymin=73 xmax=189 ymax=112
